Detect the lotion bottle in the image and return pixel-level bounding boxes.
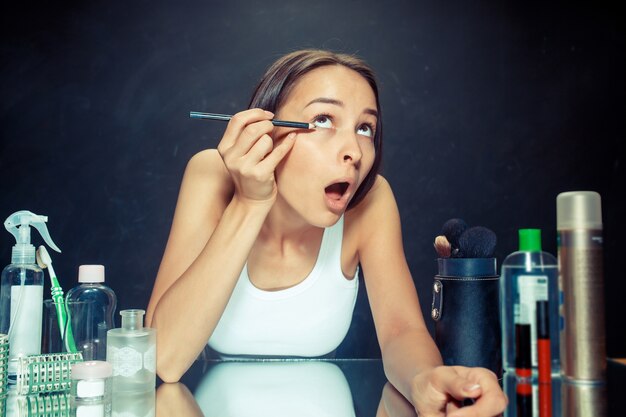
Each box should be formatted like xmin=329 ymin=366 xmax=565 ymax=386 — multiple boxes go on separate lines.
xmin=0 ymin=210 xmax=61 ymax=380
xmin=106 ymin=309 xmax=156 ymax=392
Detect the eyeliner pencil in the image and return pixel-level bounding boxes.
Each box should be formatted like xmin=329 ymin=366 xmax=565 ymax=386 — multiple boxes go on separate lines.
xmin=190 ymin=111 xmax=315 ymax=129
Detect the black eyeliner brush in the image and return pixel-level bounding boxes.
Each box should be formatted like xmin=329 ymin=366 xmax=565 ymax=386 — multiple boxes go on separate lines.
xmin=189 ymin=111 xmax=316 ymax=130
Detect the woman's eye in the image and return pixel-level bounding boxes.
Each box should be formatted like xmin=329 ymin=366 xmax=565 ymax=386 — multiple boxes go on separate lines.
xmin=357 ymin=124 xmax=374 ymax=138
xmin=312 ymin=115 xmax=333 ymax=129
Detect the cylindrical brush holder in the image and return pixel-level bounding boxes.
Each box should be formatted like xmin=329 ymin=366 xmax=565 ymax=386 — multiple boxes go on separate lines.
xmin=431 ymin=258 xmax=502 ymax=378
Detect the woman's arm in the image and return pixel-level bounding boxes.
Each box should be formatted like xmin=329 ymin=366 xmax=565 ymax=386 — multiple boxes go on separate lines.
xmin=356 ymin=176 xmax=507 ymax=416
xmin=146 ymin=149 xmax=272 ymax=382
xmin=146 ymin=109 xmax=296 ymax=382
xmin=156 ymin=383 xmax=204 ymax=417
xmin=355 ymin=176 xmax=442 ymax=395
xmin=377 ymin=382 xmax=418 ymax=417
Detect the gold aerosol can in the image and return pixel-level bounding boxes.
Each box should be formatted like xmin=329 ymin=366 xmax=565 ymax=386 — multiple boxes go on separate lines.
xmin=556 ymin=191 xmax=607 ymax=415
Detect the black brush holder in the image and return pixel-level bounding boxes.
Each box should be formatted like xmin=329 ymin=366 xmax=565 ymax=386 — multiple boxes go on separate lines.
xmin=431 ymin=257 xmax=502 ymax=378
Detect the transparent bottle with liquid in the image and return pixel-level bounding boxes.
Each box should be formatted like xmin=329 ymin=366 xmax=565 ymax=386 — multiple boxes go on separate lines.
xmin=0 ymin=264 xmax=43 ymax=370
xmin=500 ymin=229 xmax=560 ymax=376
xmin=66 ymin=265 xmax=117 ymax=361
xmin=0 ymin=210 xmax=61 ymax=380
xmin=106 ymin=309 xmax=156 ymax=393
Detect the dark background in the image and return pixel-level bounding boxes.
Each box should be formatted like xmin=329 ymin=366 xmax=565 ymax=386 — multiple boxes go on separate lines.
xmin=1 ymin=1 xmax=624 ymax=359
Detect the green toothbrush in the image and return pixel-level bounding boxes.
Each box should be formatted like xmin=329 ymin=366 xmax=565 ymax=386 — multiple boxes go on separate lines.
xmin=36 ymin=245 xmax=77 ymax=352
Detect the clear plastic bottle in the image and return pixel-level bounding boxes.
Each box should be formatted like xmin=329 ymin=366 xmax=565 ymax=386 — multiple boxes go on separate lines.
xmin=0 ymin=210 xmax=61 ymax=380
xmin=500 ymin=229 xmax=560 ymax=376
xmin=0 ymin=263 xmax=43 ymax=373
xmin=65 ymin=265 xmax=117 ymax=361
xmin=106 ymin=309 xmax=156 ymax=393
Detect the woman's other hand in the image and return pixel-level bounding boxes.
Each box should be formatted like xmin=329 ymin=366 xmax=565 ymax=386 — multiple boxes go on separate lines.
xmin=411 ymin=365 xmax=507 ymax=417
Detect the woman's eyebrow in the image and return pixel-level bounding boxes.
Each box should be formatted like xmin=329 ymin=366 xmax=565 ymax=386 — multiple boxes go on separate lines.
xmin=364 ymin=108 xmax=379 ymax=118
xmin=304 ymin=97 xmax=343 ymax=108
xmin=304 ymin=97 xmax=378 ymax=118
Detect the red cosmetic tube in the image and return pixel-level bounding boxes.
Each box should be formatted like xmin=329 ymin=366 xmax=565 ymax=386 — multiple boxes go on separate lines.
xmin=537 ymin=300 xmax=552 ymax=417
xmin=515 ymin=323 xmax=532 ymax=379
xmin=516 ymin=379 xmax=533 ymax=417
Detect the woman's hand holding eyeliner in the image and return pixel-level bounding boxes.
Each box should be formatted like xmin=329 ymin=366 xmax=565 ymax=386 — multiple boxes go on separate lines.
xmin=217 ymin=108 xmax=296 ymax=205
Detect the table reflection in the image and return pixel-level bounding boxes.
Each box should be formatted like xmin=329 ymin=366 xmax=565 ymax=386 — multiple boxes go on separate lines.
xmin=1 ymin=358 xmax=619 ymax=416
xmin=503 ymin=372 xmax=609 ymax=417
xmin=2 ymin=386 xmax=155 ymax=417
xmin=194 ymin=361 xmax=356 ymax=416
xmin=155 ymin=360 xmax=425 ymax=417
xmin=113 ymin=390 xmax=155 ymax=417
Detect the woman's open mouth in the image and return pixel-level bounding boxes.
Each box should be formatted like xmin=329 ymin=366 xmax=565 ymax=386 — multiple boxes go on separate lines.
xmin=325 ymin=182 xmax=349 ymax=200
xmin=324 ymin=181 xmax=352 ymax=213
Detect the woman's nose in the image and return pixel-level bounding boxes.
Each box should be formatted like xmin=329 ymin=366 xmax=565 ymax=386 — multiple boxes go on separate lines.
xmin=339 ymin=133 xmax=363 ymax=166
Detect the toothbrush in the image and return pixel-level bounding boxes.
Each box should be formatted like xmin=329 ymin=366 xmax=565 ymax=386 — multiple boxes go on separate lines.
xmin=36 ymin=245 xmax=77 ymax=352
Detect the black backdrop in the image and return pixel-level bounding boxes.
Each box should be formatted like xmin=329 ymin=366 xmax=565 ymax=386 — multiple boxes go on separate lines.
xmin=1 ymin=0 xmax=624 ymax=358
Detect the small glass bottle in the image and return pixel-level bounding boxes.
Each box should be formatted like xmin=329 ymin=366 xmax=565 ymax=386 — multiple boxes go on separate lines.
xmin=500 ymin=229 xmax=560 ymax=376
xmin=106 ymin=309 xmax=156 ymax=392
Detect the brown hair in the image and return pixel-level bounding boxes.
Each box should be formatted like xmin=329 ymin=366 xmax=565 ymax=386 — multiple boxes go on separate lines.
xmin=248 ymin=49 xmax=383 ymax=209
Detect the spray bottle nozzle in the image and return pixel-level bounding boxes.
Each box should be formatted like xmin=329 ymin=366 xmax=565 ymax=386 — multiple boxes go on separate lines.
xmin=4 ymin=210 xmax=61 ymax=264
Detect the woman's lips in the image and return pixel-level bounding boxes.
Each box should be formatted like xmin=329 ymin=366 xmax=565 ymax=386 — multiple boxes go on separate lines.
xmin=324 ymin=181 xmax=352 ymax=213
xmin=325 ymin=182 xmax=349 ymax=199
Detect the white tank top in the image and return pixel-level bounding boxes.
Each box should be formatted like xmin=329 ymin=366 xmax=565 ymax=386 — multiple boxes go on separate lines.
xmin=208 ymin=216 xmax=359 ymax=357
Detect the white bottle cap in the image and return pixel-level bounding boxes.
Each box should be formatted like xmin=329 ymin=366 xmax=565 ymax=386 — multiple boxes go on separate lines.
xmin=78 ymin=265 xmax=105 ymax=283
xmin=71 ymin=360 xmax=113 ymax=380
xmin=556 ymin=191 xmax=603 ymax=230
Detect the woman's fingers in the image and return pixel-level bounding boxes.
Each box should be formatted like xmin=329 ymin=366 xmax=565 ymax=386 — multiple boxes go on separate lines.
xmin=413 ymin=366 xmax=506 ymax=417
xmin=234 ymin=121 xmax=276 ymax=158
xmin=217 ymin=108 xmax=273 ymax=155
xmin=446 ymin=367 xmax=508 ymax=417
xmin=257 ymin=132 xmax=296 ymax=172
xmin=213 ymin=108 xmax=301 ymax=203
xmin=427 ymin=366 xmax=477 ymax=401
xmin=236 ymin=133 xmax=296 ymax=192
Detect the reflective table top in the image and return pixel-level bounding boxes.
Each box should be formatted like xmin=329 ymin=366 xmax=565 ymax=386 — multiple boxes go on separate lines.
xmin=2 ymin=357 xmax=623 ymax=416
xmin=164 ymin=357 xmax=623 ymax=417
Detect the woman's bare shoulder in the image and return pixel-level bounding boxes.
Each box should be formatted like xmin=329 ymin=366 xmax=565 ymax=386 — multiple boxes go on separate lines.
xmin=345 ymin=175 xmax=399 ymax=245
xmin=183 ymin=149 xmax=233 ymax=196
xmin=186 ymin=149 xmax=227 ymax=177
xmin=347 ymin=175 xmax=396 ymax=220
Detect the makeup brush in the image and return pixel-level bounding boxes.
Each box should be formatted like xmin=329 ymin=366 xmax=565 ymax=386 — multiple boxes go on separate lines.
xmin=434 ymin=235 xmax=452 ymax=258
xmin=457 ymin=226 xmax=497 ymax=258
xmin=441 ymin=218 xmax=468 ymax=258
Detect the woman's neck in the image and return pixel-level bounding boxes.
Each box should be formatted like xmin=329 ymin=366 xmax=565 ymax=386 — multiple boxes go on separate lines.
xmin=260 ymin=201 xmax=320 ymax=249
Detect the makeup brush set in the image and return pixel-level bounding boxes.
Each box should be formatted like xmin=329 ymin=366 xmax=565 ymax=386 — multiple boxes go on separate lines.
xmin=430 ymin=218 xmax=502 ymax=379
xmin=433 ymin=218 xmax=497 ymax=259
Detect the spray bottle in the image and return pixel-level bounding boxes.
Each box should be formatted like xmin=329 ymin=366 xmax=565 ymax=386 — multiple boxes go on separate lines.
xmin=0 ymin=210 xmax=61 ymax=380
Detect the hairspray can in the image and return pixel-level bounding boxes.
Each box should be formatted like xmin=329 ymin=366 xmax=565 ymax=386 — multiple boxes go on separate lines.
xmin=556 ymin=191 xmax=606 ymax=382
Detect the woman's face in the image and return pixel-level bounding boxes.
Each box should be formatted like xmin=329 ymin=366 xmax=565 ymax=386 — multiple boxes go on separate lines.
xmin=273 ymin=65 xmax=378 ymax=227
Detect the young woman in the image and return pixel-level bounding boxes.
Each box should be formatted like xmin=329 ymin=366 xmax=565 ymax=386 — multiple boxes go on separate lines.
xmin=146 ymin=49 xmax=506 ymax=416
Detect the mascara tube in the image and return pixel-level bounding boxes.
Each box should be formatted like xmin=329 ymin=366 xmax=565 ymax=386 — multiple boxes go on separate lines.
xmin=537 ymin=300 xmax=552 ymax=417
xmin=516 ymin=378 xmax=533 ymax=417
xmin=515 ymin=323 xmax=533 ymax=417
xmin=515 ymin=323 xmax=531 ymax=379
xmin=557 ymin=191 xmax=606 ymax=382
